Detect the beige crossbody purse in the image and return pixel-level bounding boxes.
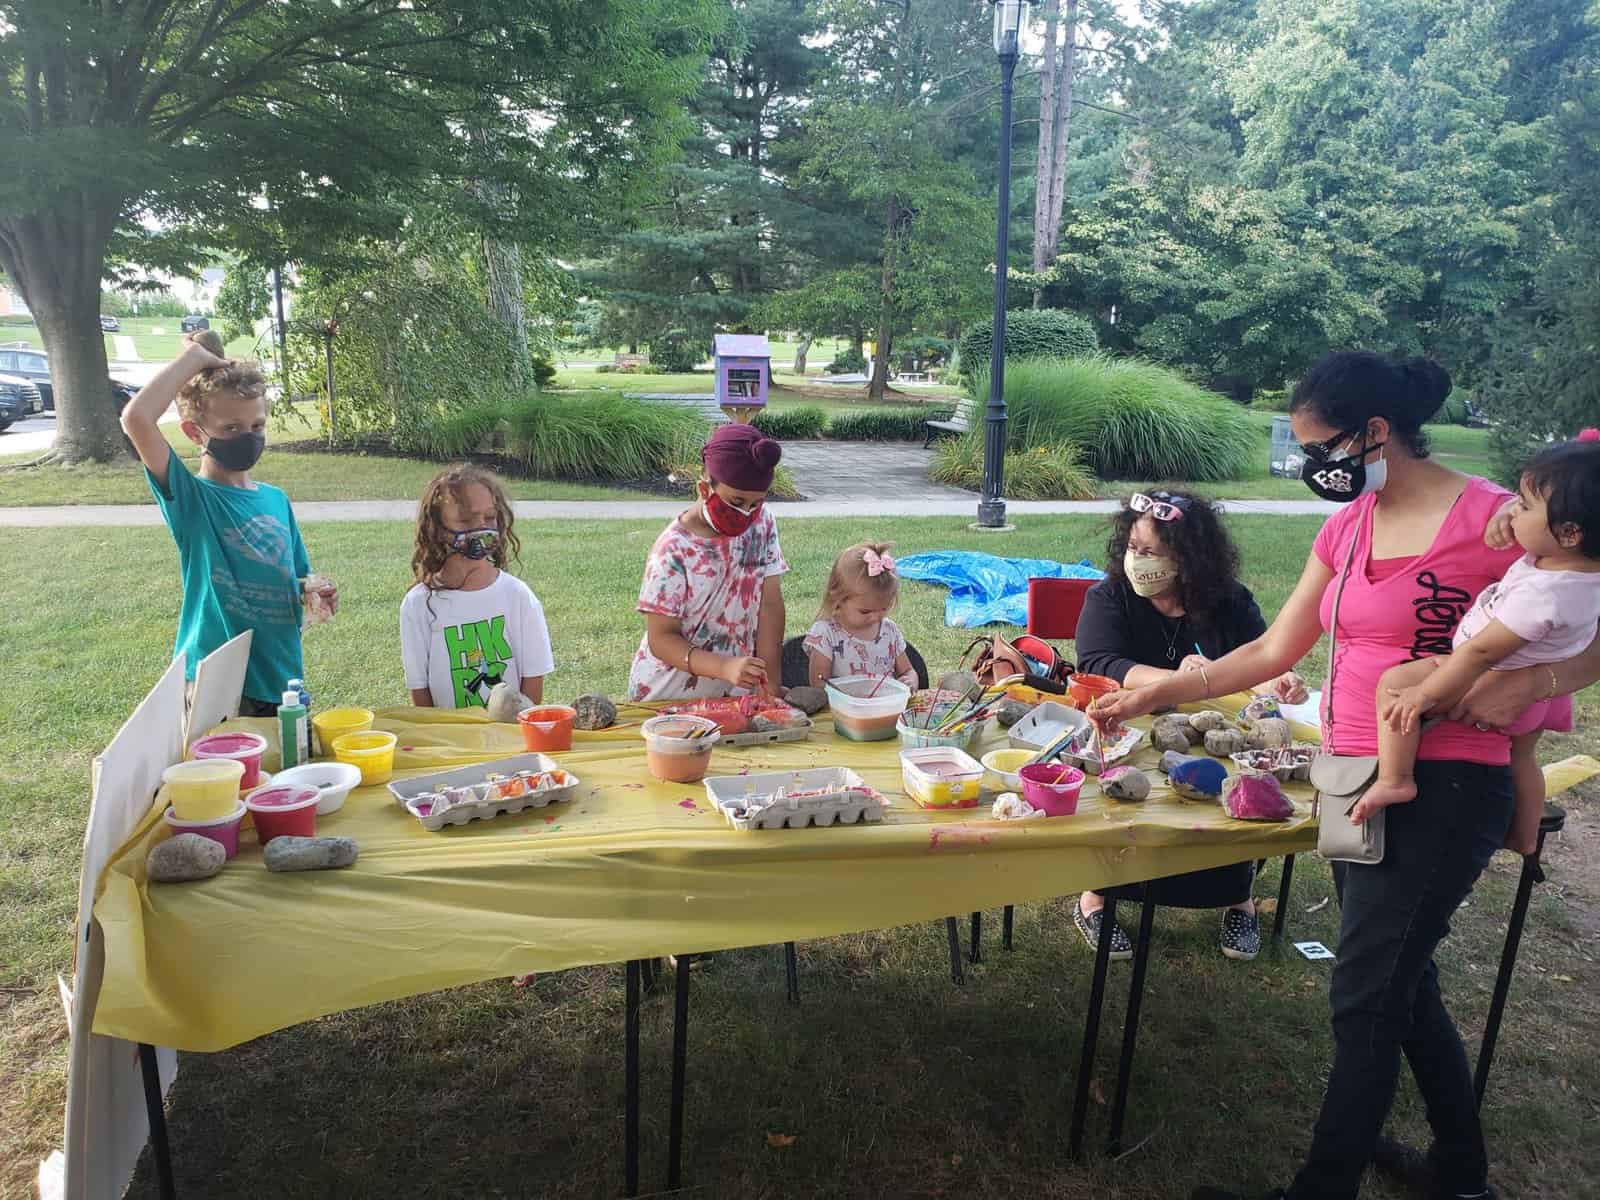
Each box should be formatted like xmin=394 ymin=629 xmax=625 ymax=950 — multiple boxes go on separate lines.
xmin=1310 ymin=526 xmax=1386 ymax=864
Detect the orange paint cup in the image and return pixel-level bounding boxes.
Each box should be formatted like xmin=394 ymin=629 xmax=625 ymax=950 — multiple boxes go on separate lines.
xmin=1068 ymin=673 xmax=1120 ymax=710
xmin=518 ymin=705 xmax=576 ymax=752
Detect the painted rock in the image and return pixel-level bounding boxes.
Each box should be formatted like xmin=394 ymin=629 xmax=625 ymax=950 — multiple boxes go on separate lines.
xmin=1151 ymin=717 xmax=1193 ymax=754
xmin=1169 ymin=756 xmax=1228 ymax=801
xmin=1245 ymin=718 xmax=1293 ymax=751
xmin=1101 ymin=766 xmax=1151 ymax=802
xmin=1204 ymin=729 xmax=1249 ymax=757
xmin=147 ymin=833 xmax=225 ymax=883
xmin=485 ymin=682 xmax=533 ymax=724
xmin=1188 ymin=710 xmax=1231 ymax=733
xmin=264 ymin=835 xmax=359 ymax=873
xmin=749 ymin=714 xmax=781 ymax=733
xmin=1222 ymin=771 xmax=1294 ymax=821
xmin=995 ymin=699 xmax=1033 ymax=728
xmin=1160 ymin=750 xmax=1204 ymax=774
xmin=572 ymin=693 xmax=618 ymax=731
xmin=785 ymin=686 xmax=827 ymax=716
xmin=1239 ymin=695 xmax=1283 ymax=723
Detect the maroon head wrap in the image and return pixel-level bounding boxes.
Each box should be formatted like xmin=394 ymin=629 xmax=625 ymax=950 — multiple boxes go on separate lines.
xmin=701 ymin=423 xmax=782 ymax=492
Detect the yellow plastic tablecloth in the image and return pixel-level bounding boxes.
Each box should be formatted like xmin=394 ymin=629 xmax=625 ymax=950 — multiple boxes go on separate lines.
xmin=89 ymin=700 xmax=1594 ymax=1053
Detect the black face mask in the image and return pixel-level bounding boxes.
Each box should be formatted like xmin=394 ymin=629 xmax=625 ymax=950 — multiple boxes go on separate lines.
xmin=203 ymin=430 xmax=266 ymax=472
xmin=447 ymin=527 xmax=501 ymax=561
xmin=1301 ymin=431 xmax=1387 ymax=504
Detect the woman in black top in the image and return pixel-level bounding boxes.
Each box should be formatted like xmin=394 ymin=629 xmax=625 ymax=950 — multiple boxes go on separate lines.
xmin=1073 ymin=490 xmax=1307 ymax=962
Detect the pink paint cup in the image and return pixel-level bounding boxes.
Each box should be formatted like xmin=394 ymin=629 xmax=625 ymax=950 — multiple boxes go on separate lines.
xmin=243 ymin=784 xmax=320 ymax=844
xmin=163 ymin=802 xmax=247 ymax=860
xmin=1018 ymin=762 xmax=1086 ymax=817
xmin=190 ymin=731 xmax=269 ymax=789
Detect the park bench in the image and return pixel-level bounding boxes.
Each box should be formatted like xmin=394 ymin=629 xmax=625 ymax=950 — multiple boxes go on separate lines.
xmin=627 ymin=392 xmax=729 ymax=424
xmin=923 ymin=397 xmax=976 ymax=446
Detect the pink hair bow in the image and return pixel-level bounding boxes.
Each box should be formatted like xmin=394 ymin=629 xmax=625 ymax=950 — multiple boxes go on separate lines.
xmin=863 ymin=549 xmax=896 ymax=577
xmin=1579 ymin=428 xmax=1600 ymax=443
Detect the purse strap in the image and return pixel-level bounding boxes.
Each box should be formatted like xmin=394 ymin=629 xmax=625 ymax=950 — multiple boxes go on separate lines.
xmin=1323 ymin=513 xmax=1364 ymax=731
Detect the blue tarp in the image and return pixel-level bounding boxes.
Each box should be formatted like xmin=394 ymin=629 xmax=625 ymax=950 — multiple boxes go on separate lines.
xmin=896 ymin=551 xmax=1105 ymax=629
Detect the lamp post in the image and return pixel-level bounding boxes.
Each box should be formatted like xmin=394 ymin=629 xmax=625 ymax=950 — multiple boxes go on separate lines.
xmin=977 ymin=0 xmax=1028 ymax=529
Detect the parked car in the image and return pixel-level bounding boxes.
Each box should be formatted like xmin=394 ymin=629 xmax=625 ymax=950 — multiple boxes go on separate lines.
xmin=0 ymin=342 xmax=140 ymax=414
xmin=0 ymin=371 xmax=43 ymax=430
xmin=180 ymin=314 xmax=210 ymax=333
xmin=99 ymin=314 xmax=121 ymax=332
xmin=0 ymin=343 xmax=53 ymax=408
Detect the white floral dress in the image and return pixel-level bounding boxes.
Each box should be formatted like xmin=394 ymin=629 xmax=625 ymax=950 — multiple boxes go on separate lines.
xmin=802 ymin=617 xmax=907 ymax=681
xmin=628 ymin=509 xmax=788 ymax=701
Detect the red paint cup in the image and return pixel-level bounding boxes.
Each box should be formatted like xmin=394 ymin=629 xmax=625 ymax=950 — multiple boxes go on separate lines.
xmin=190 ymin=731 xmax=269 ymax=789
xmin=518 ymin=705 xmax=576 ymax=752
xmin=243 ymin=784 xmax=320 ymax=844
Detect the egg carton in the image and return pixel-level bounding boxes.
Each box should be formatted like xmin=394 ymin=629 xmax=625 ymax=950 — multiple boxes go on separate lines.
xmin=1007 ymin=701 xmax=1089 ymax=753
xmin=1056 ymin=725 xmax=1146 ymax=777
xmin=704 ymin=767 xmax=889 ymax=831
xmin=1230 ymin=745 xmax=1317 ymax=783
xmin=716 ymin=717 xmax=814 ymax=748
xmin=389 ymin=752 xmax=578 ymax=831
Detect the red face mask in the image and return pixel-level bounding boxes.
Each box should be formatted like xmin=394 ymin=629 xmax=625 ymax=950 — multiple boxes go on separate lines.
xmin=703 ymin=490 xmax=761 ymax=537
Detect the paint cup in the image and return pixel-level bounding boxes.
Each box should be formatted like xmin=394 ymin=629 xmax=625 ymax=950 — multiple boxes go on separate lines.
xmin=311 ymin=707 xmax=374 ymax=757
xmin=980 ymin=748 xmax=1035 ymax=795
xmin=518 ymin=705 xmax=576 ymax=752
xmin=190 ymin=731 xmax=269 ymax=788
xmin=163 ymin=802 xmax=247 ymax=860
xmin=1067 ymin=674 xmax=1120 ymax=711
xmin=162 ymin=759 xmax=246 ymax=821
xmin=272 ymin=761 xmax=362 ymax=815
xmin=243 ymin=784 xmax=321 ymax=844
xmin=1018 ymin=763 xmax=1086 ymax=816
xmin=331 ymin=730 xmax=398 ymax=785
xmin=641 ymin=715 xmax=719 ymax=783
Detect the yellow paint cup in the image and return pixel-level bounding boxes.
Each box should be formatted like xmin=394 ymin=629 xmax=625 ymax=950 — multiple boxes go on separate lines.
xmin=311 ymin=707 xmax=374 ymax=757
xmin=332 ymin=730 xmax=397 ymax=785
xmin=161 ymin=759 xmax=246 ymax=821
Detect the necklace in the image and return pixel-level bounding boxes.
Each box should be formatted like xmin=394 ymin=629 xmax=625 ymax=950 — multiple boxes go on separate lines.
xmin=1160 ymin=612 xmax=1186 ymax=662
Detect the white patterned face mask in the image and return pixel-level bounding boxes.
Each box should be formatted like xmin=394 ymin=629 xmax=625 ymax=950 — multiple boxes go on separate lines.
xmin=1124 ymin=550 xmax=1178 ymax=597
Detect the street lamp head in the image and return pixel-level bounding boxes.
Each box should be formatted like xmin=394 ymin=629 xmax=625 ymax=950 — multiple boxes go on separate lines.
xmin=992 ymin=0 xmax=1027 ymax=58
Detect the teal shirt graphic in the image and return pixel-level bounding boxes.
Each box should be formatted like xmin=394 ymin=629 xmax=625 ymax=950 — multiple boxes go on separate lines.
xmin=444 ymin=616 xmax=514 ymax=707
xmin=147 ymin=447 xmax=310 ymax=703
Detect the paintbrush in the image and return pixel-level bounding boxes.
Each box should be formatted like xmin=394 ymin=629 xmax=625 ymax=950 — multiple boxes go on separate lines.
xmin=1028 ymin=724 xmax=1079 ymax=766
xmin=934 ymin=684 xmax=992 ymax=732
xmin=864 ymin=672 xmax=894 ymax=699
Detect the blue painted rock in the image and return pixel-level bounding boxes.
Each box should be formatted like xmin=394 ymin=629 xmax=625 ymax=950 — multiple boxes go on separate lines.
xmin=1160 ymin=750 xmax=1204 ymax=774
xmin=1169 ymin=756 xmax=1228 ymax=801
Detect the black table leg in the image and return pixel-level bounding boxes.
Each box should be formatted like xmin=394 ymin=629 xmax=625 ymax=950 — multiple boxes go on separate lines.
xmin=1273 ymin=854 xmax=1296 ymax=940
xmin=1069 ymin=896 xmax=1118 ymax=1159
xmin=969 ymin=912 xmax=983 ymax=964
xmin=946 ymin=917 xmax=964 ymax=985
xmin=667 ymin=953 xmax=692 ymax=1190
xmin=624 ymin=961 xmax=641 ymax=1197
xmin=1474 ymin=806 xmax=1565 ymax=1108
xmin=641 ymin=957 xmax=656 ymax=993
xmin=138 ymin=1043 xmax=176 ymax=1200
xmin=1108 ymin=890 xmax=1157 ymax=1156
xmin=1003 ymin=904 xmax=1015 ymax=950
xmin=784 ymin=941 xmax=800 ymax=1006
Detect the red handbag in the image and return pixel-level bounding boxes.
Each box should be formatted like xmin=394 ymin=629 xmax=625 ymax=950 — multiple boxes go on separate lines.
xmin=958 ymin=634 xmax=1072 ymax=693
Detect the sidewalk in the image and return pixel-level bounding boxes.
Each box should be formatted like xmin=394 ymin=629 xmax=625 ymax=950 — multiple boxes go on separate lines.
xmin=0 ymin=497 xmax=1340 ymax=527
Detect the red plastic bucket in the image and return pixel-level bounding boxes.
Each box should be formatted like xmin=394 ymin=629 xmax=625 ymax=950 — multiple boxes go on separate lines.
xmin=244 ymin=784 xmax=320 ymax=844
xmin=518 ymin=705 xmax=576 ymax=752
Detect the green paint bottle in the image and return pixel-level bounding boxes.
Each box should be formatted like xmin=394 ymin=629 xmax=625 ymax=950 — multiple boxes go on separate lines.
xmin=278 ymin=690 xmax=309 ymax=770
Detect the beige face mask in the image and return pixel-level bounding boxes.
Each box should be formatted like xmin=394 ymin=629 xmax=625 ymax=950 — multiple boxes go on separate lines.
xmin=1124 ymin=550 xmax=1179 ymax=597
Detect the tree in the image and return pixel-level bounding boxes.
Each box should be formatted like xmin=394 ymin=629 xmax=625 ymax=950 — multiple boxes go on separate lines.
xmin=0 ymin=0 xmax=717 ymax=463
xmin=1030 ymin=0 xmax=1078 ymax=278
xmin=214 ymin=263 xmax=270 ymax=347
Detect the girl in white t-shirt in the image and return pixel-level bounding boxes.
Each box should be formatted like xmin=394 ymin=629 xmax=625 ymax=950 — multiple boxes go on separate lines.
xmin=400 ymin=465 xmax=554 ymax=709
xmin=803 ymin=542 xmax=917 ymax=688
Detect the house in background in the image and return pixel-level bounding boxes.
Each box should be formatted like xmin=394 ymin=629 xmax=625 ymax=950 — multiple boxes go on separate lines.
xmin=0 ymin=283 xmax=30 ymax=317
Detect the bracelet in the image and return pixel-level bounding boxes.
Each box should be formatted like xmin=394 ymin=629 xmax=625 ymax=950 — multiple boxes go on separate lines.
xmin=685 ymin=648 xmax=696 ymax=677
xmin=1197 ymin=665 xmax=1213 ymax=698
xmin=1542 ymin=665 xmax=1560 ymax=702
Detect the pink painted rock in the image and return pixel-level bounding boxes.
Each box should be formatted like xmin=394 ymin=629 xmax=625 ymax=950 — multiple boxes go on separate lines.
xmin=1221 ymin=771 xmax=1294 ymax=821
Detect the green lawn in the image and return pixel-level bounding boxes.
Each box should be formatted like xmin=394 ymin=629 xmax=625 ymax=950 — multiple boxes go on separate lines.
xmin=0 ymin=316 xmax=258 ymax=364
xmin=2 ymin=514 xmax=1597 ymax=1199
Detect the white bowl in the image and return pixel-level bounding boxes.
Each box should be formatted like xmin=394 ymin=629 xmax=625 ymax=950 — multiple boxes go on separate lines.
xmin=272 ymin=762 xmax=363 ymax=815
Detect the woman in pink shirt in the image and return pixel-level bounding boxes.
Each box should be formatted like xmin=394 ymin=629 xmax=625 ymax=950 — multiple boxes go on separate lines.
xmin=1094 ymin=351 xmax=1600 ymax=1200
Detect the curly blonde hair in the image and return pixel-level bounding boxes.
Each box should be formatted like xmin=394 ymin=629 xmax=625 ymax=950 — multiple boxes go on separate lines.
xmin=411 ymin=464 xmax=521 ymax=591
xmin=175 ymin=330 xmax=267 ymax=423
xmin=818 ymin=541 xmax=899 ymax=620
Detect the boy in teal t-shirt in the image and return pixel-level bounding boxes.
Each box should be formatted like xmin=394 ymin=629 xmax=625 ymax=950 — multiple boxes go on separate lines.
xmin=122 ymin=332 xmax=338 ymax=714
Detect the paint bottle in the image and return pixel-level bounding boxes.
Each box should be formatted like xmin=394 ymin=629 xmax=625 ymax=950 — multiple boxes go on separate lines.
xmin=287 ymin=677 xmax=313 ymax=752
xmin=278 ymin=690 xmax=309 ymax=771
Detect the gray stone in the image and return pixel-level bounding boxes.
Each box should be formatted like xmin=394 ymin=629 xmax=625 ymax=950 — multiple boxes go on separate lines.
xmin=264 ymin=836 xmax=359 ymax=873
xmin=1101 ymin=767 xmax=1151 ymax=802
xmin=784 ymin=686 xmax=827 ymax=716
xmin=572 ymin=693 xmax=618 ymax=730
xmin=147 ymin=833 xmax=226 ymax=883
xmin=995 ymin=699 xmax=1033 ymax=728
xmin=485 ymin=682 xmax=532 ymax=724
xmin=937 ymin=670 xmax=979 ymax=694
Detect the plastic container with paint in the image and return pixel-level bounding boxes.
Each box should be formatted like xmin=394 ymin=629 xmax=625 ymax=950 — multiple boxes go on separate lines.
xmin=518 ymin=705 xmax=576 ymax=752
xmin=163 ymin=801 xmax=247 ymax=859
xmin=641 ymin=715 xmax=720 ymax=783
xmin=243 ymin=783 xmax=321 ymax=844
xmin=162 ymin=758 xmax=246 ymax=821
xmin=189 ymin=731 xmax=269 ymax=789
xmin=825 ymin=676 xmax=911 ymax=742
xmin=332 ymin=730 xmax=398 ymax=785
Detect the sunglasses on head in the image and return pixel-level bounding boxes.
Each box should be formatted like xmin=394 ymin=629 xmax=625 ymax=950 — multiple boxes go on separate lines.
xmin=1129 ymin=491 xmax=1191 ymax=522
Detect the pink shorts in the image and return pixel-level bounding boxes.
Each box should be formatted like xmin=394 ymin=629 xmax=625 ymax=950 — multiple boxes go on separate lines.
xmin=1504 ymin=693 xmax=1574 ymax=738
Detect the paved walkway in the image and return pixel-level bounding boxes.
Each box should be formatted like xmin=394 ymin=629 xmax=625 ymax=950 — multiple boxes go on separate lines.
xmin=0 ymin=496 xmax=1339 ymax=527
xmin=782 ymin=441 xmax=972 ymax=501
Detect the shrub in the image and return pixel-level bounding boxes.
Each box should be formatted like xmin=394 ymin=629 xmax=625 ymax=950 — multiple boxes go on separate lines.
xmin=825 ymin=347 xmax=867 ymax=375
xmin=412 ymin=399 xmax=510 ymax=459
xmin=530 ymin=351 xmax=557 ymax=389
xmin=650 ymin=329 xmax=706 ymax=373
xmin=503 ymin=391 xmax=709 ymax=480
xmin=957 ymin=309 xmax=1097 ymax=380
xmin=1253 ymin=388 xmax=1292 ymax=413
xmin=752 ymin=406 xmax=828 ymax=440
xmin=929 ymin=434 xmax=1096 ymax=500
xmin=826 ymin=408 xmax=928 ymax=441
xmin=1431 ymin=396 xmax=1470 ymax=426
xmin=595 ymin=363 xmax=616 ymax=373
xmin=978 ymin=355 xmax=1257 ymax=482
xmin=896 ymin=334 xmax=952 ymax=370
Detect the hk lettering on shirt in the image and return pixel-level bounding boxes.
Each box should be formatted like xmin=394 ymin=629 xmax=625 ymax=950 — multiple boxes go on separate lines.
xmin=445 ymin=616 xmax=514 ymax=707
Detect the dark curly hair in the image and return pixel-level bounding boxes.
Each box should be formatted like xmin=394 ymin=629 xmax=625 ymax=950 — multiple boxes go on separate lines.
xmin=1104 ymin=489 xmax=1242 ymax=625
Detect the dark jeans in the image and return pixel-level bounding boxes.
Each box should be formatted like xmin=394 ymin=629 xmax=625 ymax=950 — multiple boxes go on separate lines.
xmin=239 ymin=696 xmax=279 ymax=718
xmin=1287 ymin=760 xmax=1513 ymax=1200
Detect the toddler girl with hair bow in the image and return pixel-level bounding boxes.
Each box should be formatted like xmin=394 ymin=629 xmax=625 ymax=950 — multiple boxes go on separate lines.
xmin=803 ymin=542 xmax=917 ymax=688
